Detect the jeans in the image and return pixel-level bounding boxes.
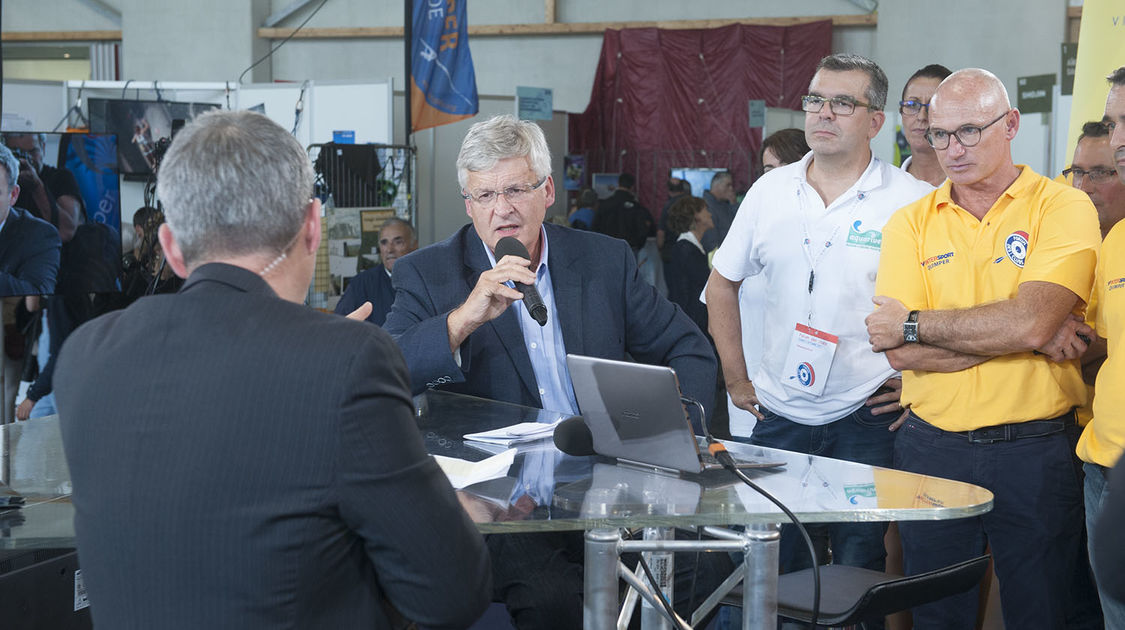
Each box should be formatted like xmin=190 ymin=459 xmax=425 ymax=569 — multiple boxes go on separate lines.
xmin=748 ymin=403 xmax=896 ymax=574
xmin=895 ymin=414 xmax=1083 ymax=630
xmin=1086 ymin=462 xmax=1125 ymax=630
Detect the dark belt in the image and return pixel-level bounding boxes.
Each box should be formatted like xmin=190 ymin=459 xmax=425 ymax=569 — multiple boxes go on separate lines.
xmin=955 ymin=411 xmax=1075 ymax=444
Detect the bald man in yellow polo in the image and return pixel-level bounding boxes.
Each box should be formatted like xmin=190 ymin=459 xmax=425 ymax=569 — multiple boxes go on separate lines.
xmin=865 ymin=68 xmax=1100 ymax=630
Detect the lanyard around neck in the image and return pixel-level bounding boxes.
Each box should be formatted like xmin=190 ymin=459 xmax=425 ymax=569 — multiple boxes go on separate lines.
xmin=797 ymin=185 xmax=869 ymax=322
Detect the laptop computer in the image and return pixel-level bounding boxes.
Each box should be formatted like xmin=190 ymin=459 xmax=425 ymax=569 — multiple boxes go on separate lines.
xmin=566 ymin=354 xmax=786 ymax=474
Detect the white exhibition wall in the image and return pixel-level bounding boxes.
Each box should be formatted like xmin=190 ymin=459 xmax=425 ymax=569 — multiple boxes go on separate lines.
xmin=0 ymin=78 xmax=394 ymax=226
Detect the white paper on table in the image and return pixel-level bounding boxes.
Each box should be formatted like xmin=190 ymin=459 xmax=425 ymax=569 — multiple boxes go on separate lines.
xmin=433 ymin=448 xmax=517 ymax=490
xmin=462 ymin=420 xmax=562 ymax=446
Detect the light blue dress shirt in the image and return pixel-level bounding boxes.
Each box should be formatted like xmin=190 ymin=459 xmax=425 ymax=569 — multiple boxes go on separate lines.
xmin=483 ymin=228 xmax=579 ymax=416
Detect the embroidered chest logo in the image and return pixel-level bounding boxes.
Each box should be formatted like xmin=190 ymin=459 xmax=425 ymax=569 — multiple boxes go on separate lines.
xmin=1108 ymin=277 xmax=1125 ymax=292
xmin=1004 ymin=231 xmax=1029 ymax=268
xmin=846 ymin=220 xmax=882 ymax=251
xmin=922 ymin=251 xmax=955 ymax=271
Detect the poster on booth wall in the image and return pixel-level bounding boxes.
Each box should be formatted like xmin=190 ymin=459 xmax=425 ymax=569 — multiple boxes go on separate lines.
xmin=324 ymin=206 xmax=398 ymax=300
xmin=564 ymin=155 xmax=585 ymax=191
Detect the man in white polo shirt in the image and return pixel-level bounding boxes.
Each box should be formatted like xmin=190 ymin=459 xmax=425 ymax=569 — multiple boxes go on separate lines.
xmin=706 ymin=53 xmax=932 ymax=583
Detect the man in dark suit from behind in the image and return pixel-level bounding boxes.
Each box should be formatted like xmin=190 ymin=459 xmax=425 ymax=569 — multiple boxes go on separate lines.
xmin=0 ymin=143 xmax=61 ymax=297
xmin=54 ymin=110 xmax=491 ymax=630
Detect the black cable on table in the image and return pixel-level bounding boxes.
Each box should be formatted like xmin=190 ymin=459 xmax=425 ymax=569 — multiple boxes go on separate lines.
xmin=685 ymin=395 xmax=822 ymax=629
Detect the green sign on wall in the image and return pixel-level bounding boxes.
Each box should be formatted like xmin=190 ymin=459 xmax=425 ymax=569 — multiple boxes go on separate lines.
xmin=1061 ymin=43 xmax=1077 ymax=96
xmin=1017 ymin=74 xmax=1055 ymax=114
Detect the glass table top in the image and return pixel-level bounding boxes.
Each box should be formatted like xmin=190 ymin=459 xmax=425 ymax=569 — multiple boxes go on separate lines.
xmin=0 ymin=390 xmax=992 ymax=545
xmin=417 ymin=391 xmax=993 ymax=534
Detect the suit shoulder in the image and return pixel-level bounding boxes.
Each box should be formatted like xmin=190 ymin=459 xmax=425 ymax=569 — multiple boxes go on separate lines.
xmin=287 ymin=300 xmax=398 ymax=347
xmin=351 ymin=264 xmax=388 ymax=282
xmin=10 ymin=207 xmax=61 ymax=239
xmin=56 ymin=306 xmax=129 ymax=371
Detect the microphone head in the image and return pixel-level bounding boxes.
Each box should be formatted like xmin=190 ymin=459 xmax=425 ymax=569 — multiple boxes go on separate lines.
xmin=495 ymin=236 xmax=531 ymax=261
xmin=553 ymin=415 xmax=596 ymax=456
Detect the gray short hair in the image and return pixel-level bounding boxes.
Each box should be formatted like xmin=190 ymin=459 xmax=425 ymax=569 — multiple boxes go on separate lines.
xmin=815 ymin=53 xmax=889 ymax=111
xmin=1 ymin=132 xmax=46 ymax=151
xmin=456 ymin=115 xmax=551 ymax=190
xmin=381 ymin=217 xmax=416 ymax=242
xmin=0 ymin=144 xmax=19 ymax=189
xmin=155 ymin=110 xmax=313 ymax=265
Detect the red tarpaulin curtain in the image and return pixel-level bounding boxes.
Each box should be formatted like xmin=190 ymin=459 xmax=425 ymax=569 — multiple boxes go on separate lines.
xmin=568 ymin=21 xmax=832 ymax=215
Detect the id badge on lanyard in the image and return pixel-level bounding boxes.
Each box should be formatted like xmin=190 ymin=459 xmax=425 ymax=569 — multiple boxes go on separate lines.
xmin=781 ymin=323 xmax=839 ymax=396
xmin=782 ymin=186 xmax=864 ymax=395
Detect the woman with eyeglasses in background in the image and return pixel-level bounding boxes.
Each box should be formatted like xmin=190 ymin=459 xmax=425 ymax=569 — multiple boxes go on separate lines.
xmin=899 ymin=64 xmax=953 ymax=187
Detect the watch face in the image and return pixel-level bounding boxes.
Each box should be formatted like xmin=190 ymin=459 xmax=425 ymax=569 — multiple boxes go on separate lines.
xmin=903 ymin=322 xmax=919 ymax=343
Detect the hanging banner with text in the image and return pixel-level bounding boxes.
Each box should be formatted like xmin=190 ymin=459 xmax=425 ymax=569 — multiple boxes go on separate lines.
xmin=410 ymin=0 xmax=479 ymax=132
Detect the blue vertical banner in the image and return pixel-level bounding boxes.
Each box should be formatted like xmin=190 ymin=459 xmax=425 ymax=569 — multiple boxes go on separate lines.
xmin=64 ymin=134 xmax=120 ymax=230
xmin=411 ymin=0 xmax=479 ymax=132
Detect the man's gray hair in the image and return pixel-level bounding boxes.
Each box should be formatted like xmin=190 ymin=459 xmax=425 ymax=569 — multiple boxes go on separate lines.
xmin=1 ymin=132 xmax=46 ymax=150
xmin=155 ymin=110 xmax=313 ymax=265
xmin=381 ymin=216 xmax=416 ymax=242
xmin=710 ymin=171 xmax=732 ymax=187
xmin=815 ymin=53 xmax=889 ymax=111
xmin=456 ymin=115 xmax=551 ymax=191
xmin=0 ymin=144 xmax=19 ymax=189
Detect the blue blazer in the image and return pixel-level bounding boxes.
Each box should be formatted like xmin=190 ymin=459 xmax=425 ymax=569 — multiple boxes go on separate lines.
xmin=334 ymin=263 xmax=394 ymax=326
xmin=384 ymin=223 xmax=717 ymax=430
xmin=0 ymin=206 xmax=61 ymax=296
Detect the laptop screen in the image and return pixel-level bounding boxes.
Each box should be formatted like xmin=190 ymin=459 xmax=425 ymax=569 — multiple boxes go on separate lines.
xmin=567 ymin=354 xmax=705 ymax=473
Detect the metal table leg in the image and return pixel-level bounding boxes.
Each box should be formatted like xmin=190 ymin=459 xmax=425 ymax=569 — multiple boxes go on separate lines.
xmin=640 ymin=526 xmax=675 ymax=630
xmin=742 ymin=523 xmax=780 ymax=630
xmin=585 ymin=528 xmax=622 ymax=630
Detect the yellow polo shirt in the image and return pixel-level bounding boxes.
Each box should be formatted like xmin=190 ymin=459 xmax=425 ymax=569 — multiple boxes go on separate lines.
xmin=1077 ymin=287 xmax=1098 ymax=427
xmin=875 ymin=166 xmax=1099 ymax=432
xmin=1077 ymin=221 xmax=1125 ymax=467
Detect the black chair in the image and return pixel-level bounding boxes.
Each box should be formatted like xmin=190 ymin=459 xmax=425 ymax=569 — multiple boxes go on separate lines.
xmin=722 ymin=555 xmax=990 ymax=629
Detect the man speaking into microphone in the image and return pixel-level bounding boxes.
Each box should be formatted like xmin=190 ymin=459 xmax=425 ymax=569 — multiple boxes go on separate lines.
xmin=383 ymin=114 xmax=718 ymax=629
xmin=385 ymin=115 xmax=714 ymax=426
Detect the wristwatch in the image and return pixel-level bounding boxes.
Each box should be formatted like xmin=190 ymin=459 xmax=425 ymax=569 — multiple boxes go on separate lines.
xmin=903 ymin=310 xmax=921 ymax=344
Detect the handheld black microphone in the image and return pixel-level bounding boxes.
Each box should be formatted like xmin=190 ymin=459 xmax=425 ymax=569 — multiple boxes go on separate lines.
xmin=494 ymin=236 xmax=548 ymax=327
xmin=553 ymin=415 xmax=596 ymax=456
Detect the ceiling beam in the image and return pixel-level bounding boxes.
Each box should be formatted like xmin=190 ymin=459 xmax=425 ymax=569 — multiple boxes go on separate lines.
xmin=1 ymin=30 xmax=122 ymax=42
xmin=257 ymin=13 xmax=877 ymax=40
xmin=0 ymin=13 xmax=876 ymax=45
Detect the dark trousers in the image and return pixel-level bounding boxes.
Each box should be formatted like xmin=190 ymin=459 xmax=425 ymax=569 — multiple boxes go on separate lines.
xmin=488 ymin=529 xmax=733 ymax=630
xmin=748 ymin=403 xmax=897 ymax=574
xmin=894 ymin=413 xmax=1083 ymax=630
